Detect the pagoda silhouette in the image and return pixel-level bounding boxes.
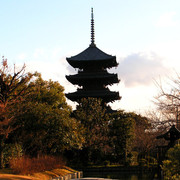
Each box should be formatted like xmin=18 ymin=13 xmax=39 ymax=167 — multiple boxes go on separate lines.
xmin=65 ymin=8 xmax=121 ymax=105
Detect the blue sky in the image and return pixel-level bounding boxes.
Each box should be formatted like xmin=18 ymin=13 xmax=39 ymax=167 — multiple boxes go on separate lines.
xmin=1 ymin=0 xmax=180 ymax=113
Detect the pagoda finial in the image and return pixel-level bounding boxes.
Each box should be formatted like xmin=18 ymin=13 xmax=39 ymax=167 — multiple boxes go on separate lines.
xmin=90 ymin=8 xmax=96 ymax=47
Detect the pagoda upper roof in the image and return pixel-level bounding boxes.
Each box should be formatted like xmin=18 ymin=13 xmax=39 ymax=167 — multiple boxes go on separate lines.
xmin=66 ymin=45 xmax=117 ymax=69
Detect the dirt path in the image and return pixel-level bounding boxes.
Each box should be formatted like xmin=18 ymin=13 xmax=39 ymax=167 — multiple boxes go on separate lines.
xmin=0 ymin=174 xmax=37 ymax=180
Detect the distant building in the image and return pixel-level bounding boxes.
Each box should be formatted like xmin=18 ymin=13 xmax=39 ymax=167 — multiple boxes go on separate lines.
xmin=65 ymin=8 xmax=121 ymax=106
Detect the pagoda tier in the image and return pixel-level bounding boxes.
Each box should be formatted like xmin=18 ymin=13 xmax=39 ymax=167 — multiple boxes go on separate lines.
xmin=66 ymin=70 xmax=119 ymax=86
xmin=66 ymin=89 xmax=120 ymax=103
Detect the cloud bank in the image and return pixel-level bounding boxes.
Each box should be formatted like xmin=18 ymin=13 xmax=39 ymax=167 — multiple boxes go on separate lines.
xmin=117 ymin=52 xmax=169 ymax=87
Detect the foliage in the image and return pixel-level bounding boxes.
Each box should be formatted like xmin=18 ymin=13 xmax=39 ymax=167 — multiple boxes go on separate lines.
xmin=75 ymin=98 xmax=110 ymax=150
xmin=11 ymin=74 xmax=84 ymax=156
xmin=0 ymin=58 xmax=84 ymax=161
xmin=133 ymin=114 xmax=156 ymax=153
xmin=0 ymin=58 xmax=35 ymax=167
xmin=2 ymin=143 xmax=23 ymax=167
xmin=162 ymin=144 xmax=180 ymax=179
xmin=73 ymin=98 xmax=111 ymax=165
xmin=0 ymin=59 xmax=33 ymax=139
xmin=138 ymin=156 xmax=157 ymax=167
xmin=72 ymin=99 xmax=152 ymax=166
xmin=10 ymin=155 xmax=65 ymax=175
xmin=109 ymin=110 xmax=135 ymax=164
xmin=0 ymin=58 xmax=34 ymax=138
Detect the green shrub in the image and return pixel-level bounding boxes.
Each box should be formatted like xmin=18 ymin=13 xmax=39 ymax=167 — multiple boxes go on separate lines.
xmin=146 ymin=156 xmax=158 ymax=166
xmin=162 ymin=144 xmax=180 ymax=179
xmin=2 ymin=143 xmax=23 ymax=167
xmin=138 ymin=156 xmax=157 ymax=167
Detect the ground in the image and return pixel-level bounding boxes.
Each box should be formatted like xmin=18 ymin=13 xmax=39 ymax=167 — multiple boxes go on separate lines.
xmin=0 ymin=167 xmax=76 ymax=180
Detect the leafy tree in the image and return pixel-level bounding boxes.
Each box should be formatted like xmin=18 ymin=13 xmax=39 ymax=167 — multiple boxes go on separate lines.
xmin=0 ymin=58 xmax=34 ymax=167
xmin=109 ymin=111 xmax=135 ymax=164
xmin=11 ymin=74 xmax=84 ymax=156
xmin=73 ymin=98 xmax=150 ymax=166
xmin=132 ymin=113 xmax=154 ymax=153
xmin=73 ymin=98 xmax=110 ymax=164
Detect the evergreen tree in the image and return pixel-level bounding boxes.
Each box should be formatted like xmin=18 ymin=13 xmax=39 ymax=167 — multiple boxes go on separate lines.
xmin=11 ymin=74 xmax=84 ymax=156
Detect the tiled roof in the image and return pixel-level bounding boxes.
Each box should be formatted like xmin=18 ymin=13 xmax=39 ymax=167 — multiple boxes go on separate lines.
xmin=66 ymin=90 xmax=121 ymax=102
xmin=66 ymin=72 xmax=119 ymax=85
xmin=67 ymin=45 xmax=116 ymax=61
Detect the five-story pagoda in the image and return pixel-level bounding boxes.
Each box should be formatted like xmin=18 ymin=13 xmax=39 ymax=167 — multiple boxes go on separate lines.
xmin=65 ymin=8 xmax=121 ymax=105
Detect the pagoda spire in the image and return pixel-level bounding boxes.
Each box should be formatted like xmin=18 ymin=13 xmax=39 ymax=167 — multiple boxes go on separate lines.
xmin=66 ymin=8 xmax=120 ymax=105
xmin=90 ymin=8 xmax=96 ymax=47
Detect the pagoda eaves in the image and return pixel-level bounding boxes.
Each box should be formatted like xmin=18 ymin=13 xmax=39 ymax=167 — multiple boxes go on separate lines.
xmin=66 ymin=46 xmax=117 ymax=69
xmin=66 ymin=89 xmax=120 ymax=103
xmin=66 ymin=72 xmax=119 ymax=86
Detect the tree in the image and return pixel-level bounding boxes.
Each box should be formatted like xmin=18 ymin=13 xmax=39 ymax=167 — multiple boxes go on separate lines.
xmin=11 ymin=74 xmax=84 ymax=156
xmin=73 ymin=98 xmax=110 ymax=164
xmin=73 ymin=98 xmax=151 ymax=166
xmin=132 ymin=113 xmax=154 ymax=153
xmin=154 ymin=74 xmax=180 ymax=129
xmin=0 ymin=58 xmax=34 ymax=167
xmin=109 ymin=111 xmax=135 ymax=164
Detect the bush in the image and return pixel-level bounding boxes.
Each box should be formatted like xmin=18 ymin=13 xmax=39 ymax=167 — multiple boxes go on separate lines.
xmin=138 ymin=156 xmax=157 ymax=167
xmin=2 ymin=143 xmax=23 ymax=168
xmin=162 ymin=144 xmax=180 ymax=179
xmin=9 ymin=155 xmax=65 ymax=175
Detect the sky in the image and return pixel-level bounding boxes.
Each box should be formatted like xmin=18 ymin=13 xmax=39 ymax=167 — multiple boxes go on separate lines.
xmin=0 ymin=0 xmax=180 ymax=114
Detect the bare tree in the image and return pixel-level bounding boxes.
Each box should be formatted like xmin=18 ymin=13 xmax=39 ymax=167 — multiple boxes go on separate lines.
xmin=154 ymin=74 xmax=180 ymax=129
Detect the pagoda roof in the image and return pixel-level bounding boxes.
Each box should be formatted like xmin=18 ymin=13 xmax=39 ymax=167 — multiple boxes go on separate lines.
xmin=156 ymin=125 xmax=180 ymax=141
xmin=66 ymin=72 xmax=119 ymax=85
xmin=65 ymin=89 xmax=121 ymax=103
xmin=66 ymin=45 xmax=117 ymax=69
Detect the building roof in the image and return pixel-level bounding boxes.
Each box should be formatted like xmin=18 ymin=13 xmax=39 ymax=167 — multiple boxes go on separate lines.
xmin=156 ymin=125 xmax=180 ymax=141
xmin=66 ymin=72 xmax=119 ymax=85
xmin=66 ymin=46 xmax=117 ymax=69
xmin=67 ymin=45 xmax=115 ymax=61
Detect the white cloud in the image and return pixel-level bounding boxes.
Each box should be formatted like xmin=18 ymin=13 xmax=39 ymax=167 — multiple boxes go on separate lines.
xmin=156 ymin=12 xmax=179 ymax=27
xmin=109 ymin=83 xmax=156 ymax=114
xmin=117 ymin=52 xmax=169 ymax=87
